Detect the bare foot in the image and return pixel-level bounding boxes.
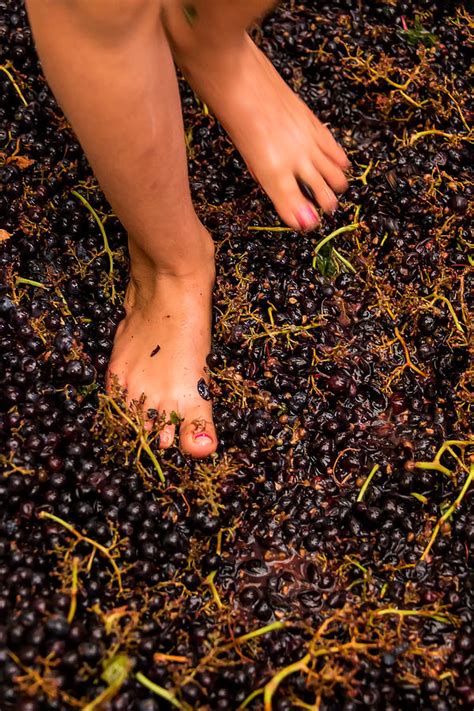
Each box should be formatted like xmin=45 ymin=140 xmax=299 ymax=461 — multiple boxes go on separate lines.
xmin=164 ymin=17 xmax=350 ymax=230
xmin=106 ymin=229 xmax=217 ymax=459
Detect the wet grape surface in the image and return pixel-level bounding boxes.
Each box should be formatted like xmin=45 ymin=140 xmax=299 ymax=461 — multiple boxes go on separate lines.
xmin=0 ymin=1 xmax=473 ymax=709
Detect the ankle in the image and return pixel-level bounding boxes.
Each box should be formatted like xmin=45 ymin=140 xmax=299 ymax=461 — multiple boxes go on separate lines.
xmin=127 ymin=224 xmax=215 ymax=294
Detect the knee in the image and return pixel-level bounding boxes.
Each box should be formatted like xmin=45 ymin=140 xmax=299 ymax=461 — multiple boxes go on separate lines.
xmin=29 ymin=0 xmax=161 ymax=41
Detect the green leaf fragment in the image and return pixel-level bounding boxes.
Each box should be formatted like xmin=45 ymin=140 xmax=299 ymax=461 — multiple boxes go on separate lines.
xmin=400 ymin=19 xmax=438 ymax=47
xmin=168 ymin=410 xmax=184 ymax=426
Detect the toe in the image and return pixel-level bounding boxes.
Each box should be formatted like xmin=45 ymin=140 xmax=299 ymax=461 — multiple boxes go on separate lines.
xmin=265 ymin=173 xmax=320 ymax=231
xmin=155 ymin=402 xmax=180 ymax=449
xmin=292 ymin=201 xmax=320 ymax=232
xmin=180 ymin=423 xmax=217 ymax=458
xmin=309 ymin=112 xmax=350 ymax=169
xmin=312 ymin=146 xmax=349 ymax=196
xmin=158 ymin=422 xmax=176 ymax=449
xmin=179 ymin=405 xmax=217 ymax=458
xmin=297 ymin=165 xmax=339 ymax=215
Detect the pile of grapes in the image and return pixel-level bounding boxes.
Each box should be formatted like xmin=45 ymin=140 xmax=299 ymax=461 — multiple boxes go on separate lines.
xmin=0 ymin=1 xmax=472 ymax=709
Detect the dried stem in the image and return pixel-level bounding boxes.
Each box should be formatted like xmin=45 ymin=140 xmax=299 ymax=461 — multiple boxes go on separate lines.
xmin=67 ymin=556 xmax=80 ymax=624
xmin=38 ymin=511 xmax=123 ymax=593
xmin=101 ymin=393 xmax=165 ymax=484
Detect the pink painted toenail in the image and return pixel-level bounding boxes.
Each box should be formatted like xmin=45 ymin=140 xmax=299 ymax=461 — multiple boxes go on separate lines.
xmin=194 ymin=432 xmax=211 ymax=441
xmin=297 ymin=205 xmax=318 ymax=230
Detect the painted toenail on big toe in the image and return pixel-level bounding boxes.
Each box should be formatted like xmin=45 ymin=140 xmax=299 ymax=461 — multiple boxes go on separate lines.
xmin=296 ymin=205 xmax=319 ymax=230
xmin=194 ymin=432 xmax=212 ymax=442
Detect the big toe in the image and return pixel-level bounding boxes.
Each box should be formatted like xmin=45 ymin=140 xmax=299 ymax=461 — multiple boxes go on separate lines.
xmin=263 ymin=172 xmax=321 ymax=232
xmin=179 ymin=405 xmax=217 ymax=458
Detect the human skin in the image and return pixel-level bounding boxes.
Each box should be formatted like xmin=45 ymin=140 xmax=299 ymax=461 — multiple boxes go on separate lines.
xmin=163 ymin=0 xmax=350 ymax=229
xmin=25 ymin=0 xmax=349 ymax=458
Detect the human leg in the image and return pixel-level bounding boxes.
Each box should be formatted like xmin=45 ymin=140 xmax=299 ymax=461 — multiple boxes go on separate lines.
xmin=163 ymin=0 xmax=350 ymax=231
xmin=26 ymin=0 xmax=217 ymax=457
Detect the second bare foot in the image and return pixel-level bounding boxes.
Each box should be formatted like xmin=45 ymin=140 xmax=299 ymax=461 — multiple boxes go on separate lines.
xmin=164 ymin=12 xmax=350 ymax=230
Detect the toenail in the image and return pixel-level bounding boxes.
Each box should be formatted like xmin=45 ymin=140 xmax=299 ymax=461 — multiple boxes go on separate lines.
xmin=297 ymin=205 xmax=318 ymax=230
xmin=194 ymin=432 xmax=211 ymax=441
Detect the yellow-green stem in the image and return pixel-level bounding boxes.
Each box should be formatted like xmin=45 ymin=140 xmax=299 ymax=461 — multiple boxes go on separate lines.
xmin=0 ymin=63 xmax=28 ymax=106
xmin=104 ymin=396 xmax=165 ymax=483
xmin=409 ymin=129 xmax=473 ymax=145
xmin=263 ymin=653 xmax=311 ymax=711
xmin=357 ymin=464 xmax=380 ymax=502
xmin=15 ymin=277 xmax=49 ymax=290
xmin=135 ymin=672 xmax=186 ymax=710
xmin=71 ymin=190 xmax=116 ymax=302
xmin=206 ymin=570 xmax=223 ymax=609
xmin=67 ymin=556 xmax=80 ymax=624
xmin=312 ymin=223 xmax=360 ymax=269
xmin=421 ymin=463 xmax=473 ymax=560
